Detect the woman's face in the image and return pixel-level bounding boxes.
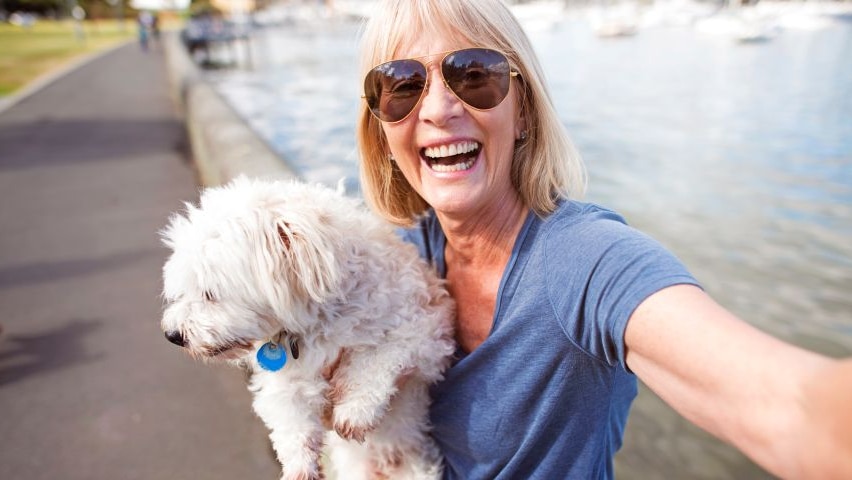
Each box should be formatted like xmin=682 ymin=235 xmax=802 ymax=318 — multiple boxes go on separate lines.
xmin=380 ymin=34 xmax=525 ymax=221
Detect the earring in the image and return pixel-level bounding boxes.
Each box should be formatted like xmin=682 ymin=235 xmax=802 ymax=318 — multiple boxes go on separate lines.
xmin=519 ymin=130 xmax=528 ymax=141
xmin=387 ymin=153 xmax=396 ymax=162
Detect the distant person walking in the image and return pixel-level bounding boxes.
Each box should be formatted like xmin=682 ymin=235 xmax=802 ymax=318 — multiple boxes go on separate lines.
xmin=138 ymin=11 xmax=153 ymax=51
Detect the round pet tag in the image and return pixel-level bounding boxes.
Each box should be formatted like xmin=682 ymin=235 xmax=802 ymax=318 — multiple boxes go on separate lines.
xmin=257 ymin=342 xmax=287 ymax=371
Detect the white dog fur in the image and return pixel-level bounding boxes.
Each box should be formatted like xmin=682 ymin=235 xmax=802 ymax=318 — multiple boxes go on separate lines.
xmin=160 ymin=177 xmax=456 ymax=480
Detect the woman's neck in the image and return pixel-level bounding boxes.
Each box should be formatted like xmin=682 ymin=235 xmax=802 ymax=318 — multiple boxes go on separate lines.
xmin=438 ymin=194 xmax=528 ymax=268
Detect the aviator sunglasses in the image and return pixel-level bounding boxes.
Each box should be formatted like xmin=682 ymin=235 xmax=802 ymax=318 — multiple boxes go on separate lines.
xmin=363 ymin=47 xmax=520 ymax=123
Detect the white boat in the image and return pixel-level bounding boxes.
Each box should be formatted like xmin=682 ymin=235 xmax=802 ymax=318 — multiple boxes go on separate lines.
xmin=594 ymin=20 xmax=639 ymax=37
xmin=640 ymin=0 xmax=718 ymax=28
xmin=509 ymin=0 xmax=567 ymax=31
xmin=695 ymin=10 xmax=775 ymax=43
xmin=587 ymin=2 xmax=641 ymax=38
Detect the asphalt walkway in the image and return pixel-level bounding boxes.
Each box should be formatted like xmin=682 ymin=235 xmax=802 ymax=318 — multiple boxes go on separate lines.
xmin=0 ymin=41 xmax=279 ymax=479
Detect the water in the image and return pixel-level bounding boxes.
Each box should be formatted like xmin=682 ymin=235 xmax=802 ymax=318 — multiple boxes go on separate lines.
xmin=206 ymin=21 xmax=364 ymax=192
xmin=207 ymin=9 xmax=852 ymax=479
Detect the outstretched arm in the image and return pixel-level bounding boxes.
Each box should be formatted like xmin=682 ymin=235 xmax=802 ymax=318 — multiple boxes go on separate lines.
xmin=625 ymin=284 xmax=852 ymax=479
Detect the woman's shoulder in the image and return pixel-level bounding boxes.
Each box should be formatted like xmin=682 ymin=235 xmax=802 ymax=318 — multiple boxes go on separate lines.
xmin=536 ymin=199 xmax=672 ymax=268
xmin=542 ymin=199 xmax=632 ymax=239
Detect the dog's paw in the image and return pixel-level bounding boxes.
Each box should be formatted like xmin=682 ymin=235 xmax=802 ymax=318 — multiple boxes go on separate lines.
xmin=272 ymin=431 xmax=324 ymax=480
xmin=333 ymin=417 xmax=377 ymax=443
xmin=370 ymin=446 xmax=405 ymax=478
xmin=332 ymin=395 xmax=387 ymax=443
xmin=329 ymin=382 xmax=392 ymax=443
xmin=279 ymin=471 xmax=323 ymax=480
xmin=279 ymin=458 xmax=324 ymax=480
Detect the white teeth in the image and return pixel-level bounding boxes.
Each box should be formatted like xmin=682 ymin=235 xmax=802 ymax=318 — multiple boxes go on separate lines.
xmin=431 ymin=159 xmax=475 ymax=172
xmin=425 ymin=141 xmax=478 ymax=159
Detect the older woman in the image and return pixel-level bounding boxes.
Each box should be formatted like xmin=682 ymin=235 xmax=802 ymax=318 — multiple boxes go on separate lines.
xmin=355 ymin=0 xmax=852 ymax=478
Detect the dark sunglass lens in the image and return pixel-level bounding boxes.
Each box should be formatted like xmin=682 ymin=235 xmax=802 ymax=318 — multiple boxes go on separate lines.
xmin=364 ymin=59 xmax=427 ymax=122
xmin=442 ymin=48 xmax=511 ymax=110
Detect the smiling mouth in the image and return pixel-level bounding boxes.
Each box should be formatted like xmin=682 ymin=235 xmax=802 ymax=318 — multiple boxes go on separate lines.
xmin=422 ymin=141 xmax=481 ymax=173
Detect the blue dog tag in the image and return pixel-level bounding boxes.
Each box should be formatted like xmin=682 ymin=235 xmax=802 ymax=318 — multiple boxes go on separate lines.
xmin=257 ymin=342 xmax=287 ymax=371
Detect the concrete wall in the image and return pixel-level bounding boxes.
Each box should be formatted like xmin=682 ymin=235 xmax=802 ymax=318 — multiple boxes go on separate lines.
xmin=162 ymin=32 xmax=296 ymax=186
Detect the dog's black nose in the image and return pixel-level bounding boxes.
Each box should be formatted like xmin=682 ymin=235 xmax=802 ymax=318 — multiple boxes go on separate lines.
xmin=164 ymin=330 xmax=186 ymax=347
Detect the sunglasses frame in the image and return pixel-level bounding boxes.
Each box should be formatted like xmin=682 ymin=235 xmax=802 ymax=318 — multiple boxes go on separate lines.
xmin=363 ymin=47 xmax=521 ymax=124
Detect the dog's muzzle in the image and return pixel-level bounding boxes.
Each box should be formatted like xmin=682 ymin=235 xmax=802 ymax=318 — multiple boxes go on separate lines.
xmin=164 ymin=330 xmax=186 ymax=347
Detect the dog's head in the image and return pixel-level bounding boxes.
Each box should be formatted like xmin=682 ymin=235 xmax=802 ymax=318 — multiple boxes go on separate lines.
xmin=160 ymin=176 xmax=345 ymax=361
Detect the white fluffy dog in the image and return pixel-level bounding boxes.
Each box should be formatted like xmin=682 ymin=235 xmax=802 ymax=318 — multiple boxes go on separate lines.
xmin=160 ymin=177 xmax=455 ymax=480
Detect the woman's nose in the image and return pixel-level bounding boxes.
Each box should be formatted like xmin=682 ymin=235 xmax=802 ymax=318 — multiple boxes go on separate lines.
xmin=417 ymin=72 xmax=464 ymax=125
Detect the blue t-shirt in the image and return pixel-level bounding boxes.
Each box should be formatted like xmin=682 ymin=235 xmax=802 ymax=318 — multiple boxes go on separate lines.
xmin=400 ymin=200 xmax=700 ymax=479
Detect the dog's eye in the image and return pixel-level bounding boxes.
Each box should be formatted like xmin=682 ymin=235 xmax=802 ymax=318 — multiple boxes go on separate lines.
xmin=203 ymin=291 xmax=215 ymax=302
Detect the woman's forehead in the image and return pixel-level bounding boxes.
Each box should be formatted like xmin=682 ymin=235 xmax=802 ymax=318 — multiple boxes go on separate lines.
xmin=389 ymin=25 xmax=475 ymax=60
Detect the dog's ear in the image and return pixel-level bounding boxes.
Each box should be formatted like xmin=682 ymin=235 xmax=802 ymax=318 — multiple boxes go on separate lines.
xmin=275 ymin=220 xmax=341 ymax=303
xmin=277 ymin=224 xmax=291 ymax=250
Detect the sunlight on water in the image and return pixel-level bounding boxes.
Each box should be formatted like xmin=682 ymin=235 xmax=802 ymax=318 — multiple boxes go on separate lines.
xmin=208 ymin=23 xmax=363 ymax=192
xmin=537 ymin=20 xmax=852 ymax=343
xmin=209 ymin=9 xmax=852 ymax=479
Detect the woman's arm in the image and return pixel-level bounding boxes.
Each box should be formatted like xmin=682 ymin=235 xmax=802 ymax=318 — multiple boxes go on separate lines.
xmin=624 ymin=284 xmax=852 ymax=479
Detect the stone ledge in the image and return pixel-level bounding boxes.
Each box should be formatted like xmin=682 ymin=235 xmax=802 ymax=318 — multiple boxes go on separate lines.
xmin=163 ymin=31 xmax=296 ymax=186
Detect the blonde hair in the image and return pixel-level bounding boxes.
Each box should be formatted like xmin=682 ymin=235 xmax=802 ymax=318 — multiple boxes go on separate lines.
xmin=356 ymin=0 xmax=586 ymax=226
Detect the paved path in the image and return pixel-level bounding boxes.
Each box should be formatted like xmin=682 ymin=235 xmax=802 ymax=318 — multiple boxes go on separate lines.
xmin=0 ymin=42 xmax=279 ymax=479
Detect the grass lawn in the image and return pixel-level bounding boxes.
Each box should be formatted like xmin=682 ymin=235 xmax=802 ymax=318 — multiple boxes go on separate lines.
xmin=0 ymin=19 xmax=152 ymax=96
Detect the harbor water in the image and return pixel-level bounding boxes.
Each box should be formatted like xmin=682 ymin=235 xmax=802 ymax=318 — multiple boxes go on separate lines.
xmin=205 ymin=5 xmax=852 ymax=478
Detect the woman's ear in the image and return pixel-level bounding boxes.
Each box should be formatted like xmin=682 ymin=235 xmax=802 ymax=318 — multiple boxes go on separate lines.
xmin=515 ymin=98 xmax=528 ymax=141
xmin=515 ymin=114 xmax=528 ymax=142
